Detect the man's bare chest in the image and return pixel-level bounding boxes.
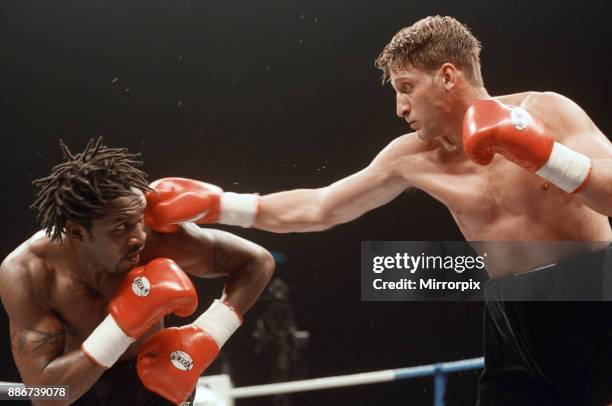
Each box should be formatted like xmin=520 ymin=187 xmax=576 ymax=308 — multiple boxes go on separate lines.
xmin=410 ymin=155 xmax=572 ymax=238
xmin=47 ymin=272 xmax=162 ymax=358
xmin=419 ymin=157 xmax=551 ymax=211
xmin=48 ymin=276 xmax=110 ymax=339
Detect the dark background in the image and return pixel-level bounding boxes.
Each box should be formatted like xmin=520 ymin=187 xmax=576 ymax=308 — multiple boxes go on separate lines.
xmin=1 ymin=0 xmax=611 ymax=405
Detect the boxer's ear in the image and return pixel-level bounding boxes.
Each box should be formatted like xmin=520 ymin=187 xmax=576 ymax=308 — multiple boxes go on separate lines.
xmin=439 ymin=63 xmax=458 ymax=90
xmin=65 ymin=220 xmax=86 ymax=242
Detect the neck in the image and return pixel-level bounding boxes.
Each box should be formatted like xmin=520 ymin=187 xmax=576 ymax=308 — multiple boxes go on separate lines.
xmin=443 ymin=85 xmax=490 ymax=152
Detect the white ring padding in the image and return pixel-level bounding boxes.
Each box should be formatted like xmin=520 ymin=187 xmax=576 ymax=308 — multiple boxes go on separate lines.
xmin=193 ymin=300 xmax=241 ymax=348
xmin=536 ymin=142 xmax=592 ymax=192
xmin=218 ymin=193 xmax=258 ymax=227
xmin=228 ymin=357 xmax=484 ymax=398
xmin=231 ymin=369 xmax=396 ymax=398
xmin=81 ymin=315 xmax=135 ymax=368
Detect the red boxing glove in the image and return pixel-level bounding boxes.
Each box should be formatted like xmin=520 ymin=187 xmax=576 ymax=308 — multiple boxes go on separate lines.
xmin=145 ymin=178 xmax=223 ymax=233
xmin=145 ymin=177 xmax=259 ymax=233
xmin=137 ymin=326 xmax=218 ymax=404
xmin=137 ymin=300 xmax=242 ymax=404
xmin=109 ymin=258 xmax=198 ymax=338
xmin=463 ymin=99 xmax=592 ymax=193
xmin=82 ymin=258 xmax=197 ymax=368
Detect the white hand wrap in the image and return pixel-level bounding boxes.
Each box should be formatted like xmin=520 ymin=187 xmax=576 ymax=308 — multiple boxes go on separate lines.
xmin=81 ymin=315 xmax=135 ymax=368
xmin=218 ymin=193 xmax=259 ymax=227
xmin=535 ymin=142 xmax=592 ymax=193
xmin=193 ymin=300 xmax=242 ymax=348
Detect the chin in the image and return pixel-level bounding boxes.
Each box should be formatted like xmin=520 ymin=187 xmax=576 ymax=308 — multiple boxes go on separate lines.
xmin=114 ymin=262 xmax=134 ymax=274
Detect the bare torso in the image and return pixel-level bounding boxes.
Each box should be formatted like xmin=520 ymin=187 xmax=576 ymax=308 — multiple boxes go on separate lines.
xmin=1 ymin=212 xmax=270 ymax=397
xmin=396 ymin=92 xmax=611 ymax=275
xmin=7 ymin=231 xmax=162 ymax=362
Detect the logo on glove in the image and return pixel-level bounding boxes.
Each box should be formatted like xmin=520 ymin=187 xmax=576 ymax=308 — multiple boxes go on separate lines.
xmin=170 ymin=350 xmax=194 ymax=371
xmin=510 ymin=107 xmax=531 ymax=131
xmin=131 ymin=276 xmax=151 ymax=297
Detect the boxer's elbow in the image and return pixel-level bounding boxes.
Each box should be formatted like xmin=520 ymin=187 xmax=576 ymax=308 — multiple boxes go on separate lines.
xmin=299 ymin=188 xmax=341 ymax=231
xmin=270 ymin=198 xmax=336 ymax=232
xmin=298 ymin=208 xmax=337 ymax=231
xmin=253 ymin=248 xmax=275 ymax=283
xmin=245 ymin=248 xmax=275 ymax=295
xmin=257 ymin=188 xmax=338 ymax=232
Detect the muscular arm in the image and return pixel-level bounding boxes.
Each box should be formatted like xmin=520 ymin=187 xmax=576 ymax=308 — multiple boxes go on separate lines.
xmin=144 ymin=224 xmax=274 ymax=314
xmin=531 ymin=92 xmax=612 ymax=216
xmin=0 ymin=261 xmax=104 ymax=406
xmin=581 ymin=158 xmax=612 ymax=217
xmin=253 ymin=136 xmax=414 ymax=233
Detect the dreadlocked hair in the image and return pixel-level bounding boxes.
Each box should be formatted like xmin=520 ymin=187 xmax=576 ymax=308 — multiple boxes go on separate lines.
xmin=31 ymin=137 xmax=151 ymax=241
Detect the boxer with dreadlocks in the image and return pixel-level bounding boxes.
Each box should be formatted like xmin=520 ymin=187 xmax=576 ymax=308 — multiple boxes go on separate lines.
xmin=0 ymin=138 xmax=274 ymax=405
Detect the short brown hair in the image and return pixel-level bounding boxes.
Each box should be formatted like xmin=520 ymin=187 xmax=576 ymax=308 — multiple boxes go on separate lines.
xmin=375 ymin=16 xmax=483 ymax=86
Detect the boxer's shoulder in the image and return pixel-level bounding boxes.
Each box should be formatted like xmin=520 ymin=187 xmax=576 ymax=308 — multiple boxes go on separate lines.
xmin=381 ymin=132 xmax=441 ymax=161
xmin=1 ymin=232 xmax=56 ymax=308
xmin=370 ymin=133 xmax=442 ymax=179
xmin=494 ymin=91 xmax=535 ymax=106
xmin=496 ymin=90 xmax=573 ymax=112
xmin=499 ymin=91 xmax=596 ymax=140
xmin=522 ymin=91 xmax=582 ymax=119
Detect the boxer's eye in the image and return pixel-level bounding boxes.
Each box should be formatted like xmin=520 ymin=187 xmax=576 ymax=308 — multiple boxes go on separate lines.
xmin=113 ymin=223 xmax=128 ymax=234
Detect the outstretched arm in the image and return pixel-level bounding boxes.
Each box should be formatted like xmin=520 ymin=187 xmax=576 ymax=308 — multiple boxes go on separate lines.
xmin=254 ymin=157 xmax=409 ymax=232
xmin=144 ymin=135 xmax=415 ymax=234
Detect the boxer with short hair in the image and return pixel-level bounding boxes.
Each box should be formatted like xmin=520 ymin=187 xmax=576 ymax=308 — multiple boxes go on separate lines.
xmin=144 ymin=16 xmax=612 ymax=405
xmin=0 ymin=138 xmax=274 ymax=405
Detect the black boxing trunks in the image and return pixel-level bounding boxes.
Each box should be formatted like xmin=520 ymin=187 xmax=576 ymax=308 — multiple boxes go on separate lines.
xmin=477 ymin=245 xmax=612 ymax=406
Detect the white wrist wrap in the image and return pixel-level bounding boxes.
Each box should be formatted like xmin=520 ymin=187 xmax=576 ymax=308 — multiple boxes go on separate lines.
xmin=81 ymin=315 xmax=135 ymax=368
xmin=535 ymin=142 xmax=592 ymax=193
xmin=218 ymin=193 xmax=258 ymax=227
xmin=193 ymin=300 xmax=242 ymax=348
